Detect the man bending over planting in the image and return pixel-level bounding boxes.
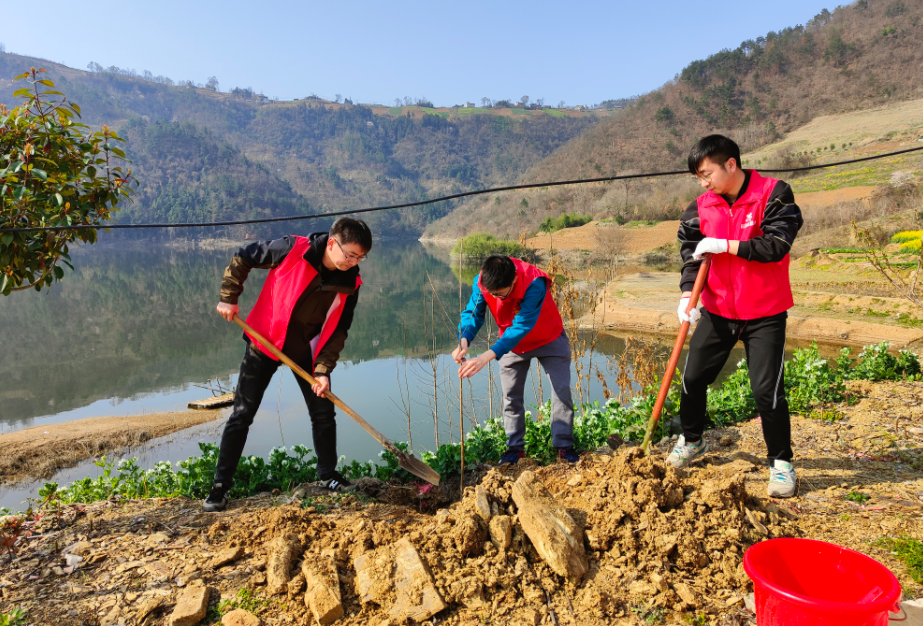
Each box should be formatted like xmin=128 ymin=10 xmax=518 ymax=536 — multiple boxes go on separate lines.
xmin=203 ymin=217 xmax=372 ymax=512
xmin=453 ymin=254 xmax=578 ymax=465
xmin=670 ymin=134 xmax=803 ymax=498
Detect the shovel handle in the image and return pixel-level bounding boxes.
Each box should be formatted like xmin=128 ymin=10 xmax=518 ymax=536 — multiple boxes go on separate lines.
xmin=232 ymin=315 xmax=399 ymax=455
xmin=641 ymin=255 xmax=712 ymax=455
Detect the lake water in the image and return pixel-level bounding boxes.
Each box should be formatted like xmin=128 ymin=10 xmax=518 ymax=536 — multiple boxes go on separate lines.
xmin=0 ymin=239 xmax=746 ymax=509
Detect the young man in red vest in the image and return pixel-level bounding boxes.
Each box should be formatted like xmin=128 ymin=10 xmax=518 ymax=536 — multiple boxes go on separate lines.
xmin=671 ymin=135 xmax=803 ymax=498
xmin=452 ymin=255 xmax=578 ymax=464
xmin=203 ymin=218 xmax=372 ymax=512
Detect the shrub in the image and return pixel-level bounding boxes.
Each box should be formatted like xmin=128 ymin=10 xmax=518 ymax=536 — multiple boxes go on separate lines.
xmin=538 ymin=212 xmax=592 ymax=233
xmin=452 ymin=233 xmax=525 ymax=258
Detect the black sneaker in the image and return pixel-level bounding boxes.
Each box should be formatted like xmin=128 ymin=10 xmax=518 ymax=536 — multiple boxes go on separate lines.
xmin=203 ymin=483 xmax=229 ymax=512
xmin=318 ymin=471 xmax=355 ymax=493
xmin=556 ymin=447 xmax=580 ymax=463
xmin=498 ymin=449 xmax=526 ymax=466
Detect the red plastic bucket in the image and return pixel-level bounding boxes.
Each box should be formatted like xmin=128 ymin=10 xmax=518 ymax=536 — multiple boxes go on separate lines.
xmin=743 ymin=538 xmax=901 ymax=626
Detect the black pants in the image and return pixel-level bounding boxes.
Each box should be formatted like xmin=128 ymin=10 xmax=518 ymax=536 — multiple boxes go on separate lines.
xmin=680 ymin=310 xmax=793 ymax=462
xmin=214 ymin=342 xmax=338 ymax=489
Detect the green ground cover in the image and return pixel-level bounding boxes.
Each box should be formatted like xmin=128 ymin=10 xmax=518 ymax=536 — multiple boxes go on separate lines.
xmin=6 ymin=342 xmax=918 ymax=513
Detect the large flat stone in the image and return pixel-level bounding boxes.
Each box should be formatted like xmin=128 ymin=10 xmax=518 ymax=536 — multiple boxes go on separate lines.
xmin=511 ymin=470 xmax=588 ymax=582
xmin=389 ymin=538 xmax=446 ymax=623
xmin=266 ymin=533 xmax=301 ymax=596
xmin=222 ymin=608 xmax=261 ymax=626
xmin=353 ymin=539 xmax=446 ymax=623
xmin=302 ymin=552 xmax=344 ymax=625
xmin=169 ymin=583 xmax=209 ymax=626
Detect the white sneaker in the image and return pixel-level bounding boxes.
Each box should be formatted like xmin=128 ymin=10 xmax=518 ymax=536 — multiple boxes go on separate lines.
xmin=666 ymin=435 xmax=709 ymax=468
xmin=768 ymin=460 xmax=796 ymax=498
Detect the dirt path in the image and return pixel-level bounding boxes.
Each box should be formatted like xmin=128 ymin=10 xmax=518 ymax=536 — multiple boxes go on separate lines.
xmin=582 ymin=271 xmax=923 ymax=349
xmin=0 ymin=380 xmax=919 ymax=625
xmin=0 ymin=410 xmax=227 ymax=486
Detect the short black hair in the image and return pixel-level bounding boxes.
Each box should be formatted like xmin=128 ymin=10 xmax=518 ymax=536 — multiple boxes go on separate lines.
xmin=480 ymin=255 xmax=516 ymax=291
xmin=330 ymin=217 xmax=373 ymax=252
xmin=687 ymin=134 xmax=742 ymax=175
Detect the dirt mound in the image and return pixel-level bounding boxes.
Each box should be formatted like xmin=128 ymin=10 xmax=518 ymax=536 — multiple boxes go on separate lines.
xmin=193 ymin=448 xmax=777 ymax=624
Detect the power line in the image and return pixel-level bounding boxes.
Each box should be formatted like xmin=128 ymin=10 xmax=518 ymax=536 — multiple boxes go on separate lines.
xmin=3 ymin=145 xmax=922 ymax=234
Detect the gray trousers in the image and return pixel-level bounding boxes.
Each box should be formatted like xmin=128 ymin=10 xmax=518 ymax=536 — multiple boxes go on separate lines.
xmin=498 ymin=331 xmax=574 ymax=450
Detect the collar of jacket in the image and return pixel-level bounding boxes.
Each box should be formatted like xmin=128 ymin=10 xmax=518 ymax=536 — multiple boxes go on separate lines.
xmin=302 ymin=232 xmax=361 ymax=291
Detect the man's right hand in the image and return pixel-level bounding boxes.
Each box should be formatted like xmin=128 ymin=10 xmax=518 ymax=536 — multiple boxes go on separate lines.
xmin=217 ymin=302 xmax=240 ymax=322
xmin=452 ymin=338 xmax=469 ymax=364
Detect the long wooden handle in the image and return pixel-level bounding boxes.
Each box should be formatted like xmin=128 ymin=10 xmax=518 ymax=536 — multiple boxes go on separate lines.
xmin=232 ymin=315 xmax=398 ymax=453
xmin=641 ymin=255 xmax=712 ymax=455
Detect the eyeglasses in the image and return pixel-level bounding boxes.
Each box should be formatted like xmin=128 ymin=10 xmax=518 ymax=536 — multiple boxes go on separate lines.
xmin=693 ymin=172 xmax=713 ymax=184
xmin=488 ymin=284 xmax=514 ymax=300
xmin=333 ymin=238 xmax=367 ymax=262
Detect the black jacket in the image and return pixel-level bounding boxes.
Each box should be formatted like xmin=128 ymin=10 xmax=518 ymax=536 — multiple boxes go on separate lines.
xmin=220 ymin=233 xmax=360 ymax=374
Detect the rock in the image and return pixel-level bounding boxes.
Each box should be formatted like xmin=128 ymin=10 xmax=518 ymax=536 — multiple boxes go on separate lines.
xmin=145 ymin=560 xmax=172 ymax=582
xmin=746 ymin=509 xmax=769 ymax=536
xmin=628 ymin=580 xmax=656 ymax=596
xmin=390 ymin=538 xmax=446 ymax=623
xmin=267 ymin=533 xmax=301 ymax=596
xmin=473 ymin=486 xmax=491 ymax=522
xmin=606 ymin=433 xmax=625 ymax=450
xmin=511 ymin=607 xmax=541 ymax=626
xmin=649 ymin=572 xmax=669 ymax=593
xmin=210 ymin=546 xmax=245 ymax=569
xmin=566 ymin=474 xmax=583 ymax=487
xmin=510 ymin=471 xmax=588 ymax=582
xmin=654 ymin=533 xmax=677 ymax=556
xmin=287 ymin=573 xmax=305 ymax=596
xmin=250 ymin=571 xmax=267 ymax=586
xmin=674 ymin=583 xmax=697 ymax=607
xmin=65 ymin=541 xmax=93 ymax=556
xmin=169 ymin=583 xmax=209 ymax=626
xmin=354 ymin=539 xmax=446 ymax=622
xmin=101 ymin=604 xmax=121 ymax=626
xmin=909 ymin=427 xmax=923 ymax=436
xmin=135 ymin=596 xmax=164 ymax=622
xmin=744 ymin=592 xmax=756 ymax=614
xmin=303 ymin=551 xmax=344 ymax=625
xmin=725 ymin=595 xmax=742 ymax=607
xmin=489 ymin=515 xmax=512 ymax=551
xmin=64 ymin=554 xmax=84 ymax=567
xmin=146 ymin=532 xmax=171 ymax=544
xmin=222 ymin=608 xmax=261 ymax=626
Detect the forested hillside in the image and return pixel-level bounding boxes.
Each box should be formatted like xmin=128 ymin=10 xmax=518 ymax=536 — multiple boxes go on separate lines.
xmin=425 ymin=0 xmax=923 ymax=238
xmin=0 ymin=54 xmax=595 ymax=237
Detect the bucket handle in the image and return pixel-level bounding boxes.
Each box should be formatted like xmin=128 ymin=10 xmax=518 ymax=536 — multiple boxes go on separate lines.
xmin=889 ymin=602 xmax=907 ymax=621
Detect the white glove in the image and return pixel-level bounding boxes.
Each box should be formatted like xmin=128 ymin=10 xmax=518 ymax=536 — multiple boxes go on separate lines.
xmin=692 ymin=237 xmax=728 ymax=260
xmin=677 ymin=297 xmax=701 ymax=328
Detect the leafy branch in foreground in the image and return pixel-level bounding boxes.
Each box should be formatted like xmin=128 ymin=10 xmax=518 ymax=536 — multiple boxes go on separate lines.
xmin=1 ymin=68 xmax=135 ymax=295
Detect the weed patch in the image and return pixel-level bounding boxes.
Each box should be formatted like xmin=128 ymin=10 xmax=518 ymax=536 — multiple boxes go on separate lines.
xmin=874 ymin=536 xmax=923 ymax=584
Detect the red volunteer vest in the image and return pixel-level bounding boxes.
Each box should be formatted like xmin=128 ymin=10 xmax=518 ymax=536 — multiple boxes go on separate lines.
xmin=697 ymin=171 xmax=793 ymax=320
xmin=244 ymin=236 xmax=362 ymax=369
xmin=478 ymin=258 xmax=564 ymax=354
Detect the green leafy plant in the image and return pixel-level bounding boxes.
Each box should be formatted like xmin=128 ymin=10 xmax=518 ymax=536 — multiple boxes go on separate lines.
xmin=1 ymin=68 xmax=135 ymax=295
xmin=452 ymin=233 xmax=526 ymax=259
xmin=850 ymin=342 xmax=922 ymax=381
xmin=845 ymin=491 xmax=870 ymax=504
xmin=875 ymin=536 xmax=923 ymax=584
xmin=539 ymin=212 xmax=592 ymax=233
xmin=0 ymin=608 xmax=27 ymax=626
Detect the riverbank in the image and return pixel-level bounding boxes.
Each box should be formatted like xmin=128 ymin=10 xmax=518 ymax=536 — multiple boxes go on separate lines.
xmin=0 ymin=379 xmax=920 ymax=625
xmin=0 ymin=410 xmax=227 ymax=486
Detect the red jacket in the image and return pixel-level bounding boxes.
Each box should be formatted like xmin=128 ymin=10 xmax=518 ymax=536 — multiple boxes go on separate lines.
xmin=245 ymin=236 xmax=362 ymax=370
xmin=696 ymin=171 xmax=794 ymax=320
xmin=478 ymin=258 xmax=563 ymax=354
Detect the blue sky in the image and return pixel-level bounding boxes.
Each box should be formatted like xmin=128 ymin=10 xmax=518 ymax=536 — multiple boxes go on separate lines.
xmin=1 ymin=0 xmax=840 ymax=107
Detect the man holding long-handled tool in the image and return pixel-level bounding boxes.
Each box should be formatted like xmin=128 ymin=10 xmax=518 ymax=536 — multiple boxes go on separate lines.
xmin=203 ymin=218 xmax=372 ymax=512
xmin=668 ymin=135 xmax=803 ymax=498
xmin=452 ymin=254 xmax=579 ymax=465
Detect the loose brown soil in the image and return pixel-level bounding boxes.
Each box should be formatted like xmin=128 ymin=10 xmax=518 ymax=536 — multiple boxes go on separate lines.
xmin=1 ymin=381 xmax=920 ymax=626
xmin=0 ymin=411 xmax=226 ymax=485
xmin=526 ymin=220 xmax=680 ymax=254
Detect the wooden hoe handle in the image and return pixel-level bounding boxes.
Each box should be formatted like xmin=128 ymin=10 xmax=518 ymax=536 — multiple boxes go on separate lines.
xmin=640 ymin=255 xmax=712 ymax=455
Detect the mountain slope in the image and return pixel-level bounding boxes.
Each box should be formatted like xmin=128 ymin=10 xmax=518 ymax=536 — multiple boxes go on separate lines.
xmin=424 ymin=0 xmax=923 ymax=238
xmin=0 ymin=54 xmax=595 ymax=237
